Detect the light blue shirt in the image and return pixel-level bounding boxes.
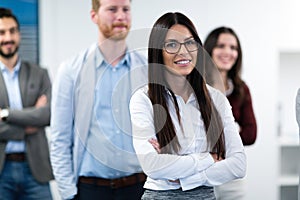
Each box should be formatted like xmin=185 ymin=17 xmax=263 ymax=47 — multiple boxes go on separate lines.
xmin=0 ymin=60 xmax=25 ymax=153
xmin=79 ymin=47 xmax=141 ymax=178
xmin=50 ymin=43 xmax=147 ymax=199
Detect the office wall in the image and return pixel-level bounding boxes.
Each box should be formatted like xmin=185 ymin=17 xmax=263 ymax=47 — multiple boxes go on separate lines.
xmin=39 ymin=1 xmax=280 ymax=200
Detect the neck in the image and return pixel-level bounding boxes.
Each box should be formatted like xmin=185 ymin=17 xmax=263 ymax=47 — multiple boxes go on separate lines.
xmin=0 ymin=54 xmax=18 ymax=72
xmin=98 ymin=35 xmax=127 ymax=67
xmin=220 ymin=71 xmax=229 ymax=90
xmin=166 ymin=72 xmax=192 ymax=103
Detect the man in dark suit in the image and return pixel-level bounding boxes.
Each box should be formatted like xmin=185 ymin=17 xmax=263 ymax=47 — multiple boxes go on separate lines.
xmin=0 ymin=8 xmax=53 ymax=199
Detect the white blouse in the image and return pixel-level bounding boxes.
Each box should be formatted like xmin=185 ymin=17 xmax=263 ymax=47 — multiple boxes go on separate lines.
xmin=130 ymin=85 xmax=246 ymax=191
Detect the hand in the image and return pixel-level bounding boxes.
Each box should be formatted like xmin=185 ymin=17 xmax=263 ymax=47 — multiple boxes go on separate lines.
xmin=35 ymin=95 xmax=47 ymax=108
xmin=149 ymin=138 xmax=180 ymax=184
xmin=25 ymin=126 xmax=39 ymax=134
xmin=210 ymin=153 xmax=223 ymax=162
xmin=148 ymin=138 xmax=161 ymax=153
xmin=169 ymin=179 xmax=180 ymax=183
xmin=24 ymin=95 xmax=46 ymax=134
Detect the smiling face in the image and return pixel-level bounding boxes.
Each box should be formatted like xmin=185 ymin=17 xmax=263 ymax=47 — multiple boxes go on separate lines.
xmin=162 ymin=24 xmax=198 ymax=77
xmin=212 ymin=33 xmax=238 ymax=73
xmin=0 ymin=17 xmax=20 ymax=59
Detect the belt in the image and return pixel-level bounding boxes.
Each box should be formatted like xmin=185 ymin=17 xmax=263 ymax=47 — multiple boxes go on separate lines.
xmin=79 ymin=173 xmax=146 ymax=189
xmin=6 ymin=153 xmax=26 ymax=162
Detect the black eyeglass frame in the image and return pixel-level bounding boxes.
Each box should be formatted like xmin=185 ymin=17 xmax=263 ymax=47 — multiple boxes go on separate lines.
xmin=163 ymin=39 xmax=200 ymax=54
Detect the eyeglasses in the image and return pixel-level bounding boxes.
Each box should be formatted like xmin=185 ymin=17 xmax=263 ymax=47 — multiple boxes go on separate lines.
xmin=163 ymin=39 xmax=199 ymax=54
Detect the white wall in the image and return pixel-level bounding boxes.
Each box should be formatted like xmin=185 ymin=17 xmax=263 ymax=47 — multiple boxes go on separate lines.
xmin=39 ymin=0 xmax=97 ymax=80
xmin=279 ymin=0 xmax=300 ymax=139
xmin=39 ymin=1 xmax=282 ymax=200
xmin=279 ymin=0 xmax=300 ymax=51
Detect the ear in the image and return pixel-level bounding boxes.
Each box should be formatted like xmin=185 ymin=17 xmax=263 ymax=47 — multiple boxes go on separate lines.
xmin=90 ymin=10 xmax=98 ymax=24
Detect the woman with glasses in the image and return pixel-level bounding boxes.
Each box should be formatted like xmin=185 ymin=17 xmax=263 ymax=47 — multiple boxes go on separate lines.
xmin=129 ymin=12 xmax=246 ymax=200
xmin=204 ymin=27 xmax=257 ymax=200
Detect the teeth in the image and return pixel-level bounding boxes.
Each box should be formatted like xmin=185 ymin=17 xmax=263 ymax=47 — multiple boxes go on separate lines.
xmin=176 ymin=60 xmax=190 ymax=64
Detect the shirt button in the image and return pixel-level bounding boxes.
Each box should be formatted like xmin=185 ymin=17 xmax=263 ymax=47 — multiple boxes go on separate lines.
xmin=112 ymin=68 xmax=117 ymax=72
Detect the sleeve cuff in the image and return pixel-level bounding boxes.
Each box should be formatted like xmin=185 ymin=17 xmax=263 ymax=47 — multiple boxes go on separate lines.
xmin=179 ymin=171 xmax=206 ymax=191
xmin=191 ymin=153 xmax=214 ymax=172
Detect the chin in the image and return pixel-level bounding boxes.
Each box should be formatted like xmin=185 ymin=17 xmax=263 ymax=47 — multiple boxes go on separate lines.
xmin=111 ymin=31 xmax=129 ymax=40
xmin=177 ymin=70 xmax=193 ymax=77
xmin=218 ymin=64 xmax=233 ymax=70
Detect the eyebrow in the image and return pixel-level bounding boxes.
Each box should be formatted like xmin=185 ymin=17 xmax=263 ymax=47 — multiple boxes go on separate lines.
xmin=0 ymin=26 xmax=18 ymax=31
xmin=165 ymin=36 xmax=194 ymax=42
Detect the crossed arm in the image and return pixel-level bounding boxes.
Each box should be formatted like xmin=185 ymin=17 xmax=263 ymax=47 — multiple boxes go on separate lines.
xmin=0 ymin=95 xmax=50 ymax=141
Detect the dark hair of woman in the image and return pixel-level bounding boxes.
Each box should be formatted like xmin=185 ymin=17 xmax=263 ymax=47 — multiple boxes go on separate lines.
xmin=204 ymin=26 xmax=244 ymax=99
xmin=148 ymin=12 xmax=225 ymax=158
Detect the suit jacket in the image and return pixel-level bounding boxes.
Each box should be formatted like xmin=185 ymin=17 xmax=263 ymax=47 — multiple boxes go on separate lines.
xmin=0 ymin=61 xmax=53 ymax=183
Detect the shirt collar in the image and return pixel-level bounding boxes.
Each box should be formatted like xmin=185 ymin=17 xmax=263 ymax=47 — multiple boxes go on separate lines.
xmin=0 ymin=59 xmax=21 ymax=73
xmin=164 ymin=86 xmax=196 ymax=103
xmin=95 ymin=45 xmax=131 ymax=69
xmin=225 ymin=78 xmax=234 ymax=96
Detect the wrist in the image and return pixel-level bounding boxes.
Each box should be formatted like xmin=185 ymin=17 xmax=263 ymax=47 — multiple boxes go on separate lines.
xmin=0 ymin=109 xmax=9 ymax=121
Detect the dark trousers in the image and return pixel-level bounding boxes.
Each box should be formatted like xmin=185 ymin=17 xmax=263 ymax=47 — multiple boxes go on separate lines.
xmin=74 ymin=181 xmax=145 ymax=200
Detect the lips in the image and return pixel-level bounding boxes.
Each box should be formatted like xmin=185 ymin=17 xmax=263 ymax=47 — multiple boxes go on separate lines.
xmin=174 ymin=59 xmax=191 ymax=65
xmin=217 ymin=55 xmax=233 ymax=63
xmin=3 ymin=44 xmax=14 ymax=49
xmin=113 ymin=23 xmax=127 ymax=29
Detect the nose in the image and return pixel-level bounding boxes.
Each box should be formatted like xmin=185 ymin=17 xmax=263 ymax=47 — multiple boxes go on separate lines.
xmin=224 ymin=46 xmax=234 ymax=54
xmin=178 ymin=43 xmax=189 ymax=54
xmin=116 ymin=9 xmax=126 ymax=21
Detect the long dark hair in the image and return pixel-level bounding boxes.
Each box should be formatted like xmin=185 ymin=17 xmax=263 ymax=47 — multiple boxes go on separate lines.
xmin=204 ymin=26 xmax=244 ymax=99
xmin=148 ymin=12 xmax=225 ymax=158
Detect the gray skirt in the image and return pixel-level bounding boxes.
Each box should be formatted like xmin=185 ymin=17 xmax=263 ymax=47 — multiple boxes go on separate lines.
xmin=141 ymin=186 xmax=216 ymax=200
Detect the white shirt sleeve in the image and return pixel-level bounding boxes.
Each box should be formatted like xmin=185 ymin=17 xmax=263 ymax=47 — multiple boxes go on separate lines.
xmin=130 ymin=86 xmax=246 ymax=189
xmin=180 ymin=87 xmax=246 ymax=189
xmin=130 ymin=87 xmax=215 ymax=181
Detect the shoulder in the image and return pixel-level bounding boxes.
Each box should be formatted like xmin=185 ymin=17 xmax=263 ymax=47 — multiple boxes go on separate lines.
xmin=132 ymin=85 xmax=149 ymax=98
xmin=21 ymin=61 xmax=48 ymax=74
xmin=130 ymin=85 xmax=150 ymax=103
xmin=128 ymin=51 xmax=147 ymax=78
xmin=61 ymin=44 xmax=96 ymax=70
xmin=128 ymin=51 xmax=147 ymax=65
xmin=206 ymin=84 xmax=232 ymax=111
xmin=57 ymin=44 xmax=96 ymax=78
xmin=206 ymin=84 xmax=226 ymax=101
xmin=240 ymin=81 xmax=254 ymax=100
xmin=240 ymin=81 xmax=252 ymax=93
xmin=130 ymin=85 xmax=154 ymax=118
